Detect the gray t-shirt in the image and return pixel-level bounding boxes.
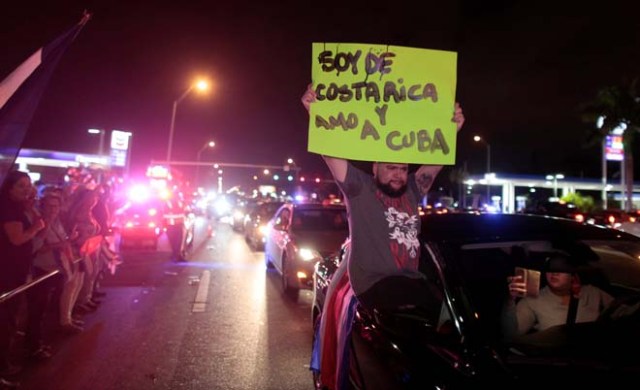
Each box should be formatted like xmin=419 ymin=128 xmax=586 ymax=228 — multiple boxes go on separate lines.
xmin=336 ymin=163 xmax=424 ymax=296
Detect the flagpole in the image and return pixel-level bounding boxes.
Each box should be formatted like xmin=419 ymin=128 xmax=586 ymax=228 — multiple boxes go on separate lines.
xmin=0 ymin=11 xmax=92 ymax=187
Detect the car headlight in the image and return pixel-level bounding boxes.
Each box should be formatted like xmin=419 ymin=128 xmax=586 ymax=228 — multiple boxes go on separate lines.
xmin=258 ymin=224 xmax=268 ymax=236
xmin=298 ymin=247 xmax=321 ymax=262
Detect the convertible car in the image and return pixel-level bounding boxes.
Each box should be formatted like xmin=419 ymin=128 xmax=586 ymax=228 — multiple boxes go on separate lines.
xmin=312 ymin=213 xmax=640 ymax=389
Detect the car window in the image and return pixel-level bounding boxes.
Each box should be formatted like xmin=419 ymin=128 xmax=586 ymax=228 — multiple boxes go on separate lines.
xmin=292 ymin=209 xmax=348 ymax=231
xmin=444 ymin=239 xmax=640 ymax=349
xmin=274 ymin=208 xmax=291 ymax=228
xmin=257 ymin=202 xmax=283 ymax=219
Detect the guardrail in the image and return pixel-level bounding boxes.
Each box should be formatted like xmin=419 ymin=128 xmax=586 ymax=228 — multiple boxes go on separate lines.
xmin=0 ymin=234 xmax=105 ymax=305
xmin=0 ymin=256 xmax=87 ymax=305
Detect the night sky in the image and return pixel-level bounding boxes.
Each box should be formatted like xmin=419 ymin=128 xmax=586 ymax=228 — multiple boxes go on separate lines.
xmin=2 ymin=0 xmax=639 ymax=190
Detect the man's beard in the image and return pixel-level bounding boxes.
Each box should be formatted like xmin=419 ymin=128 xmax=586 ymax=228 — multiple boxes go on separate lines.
xmin=375 ymin=178 xmax=407 ymax=198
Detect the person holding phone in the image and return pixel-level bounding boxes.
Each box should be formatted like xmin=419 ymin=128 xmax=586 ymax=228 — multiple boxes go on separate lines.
xmin=502 ymin=254 xmax=613 ymax=339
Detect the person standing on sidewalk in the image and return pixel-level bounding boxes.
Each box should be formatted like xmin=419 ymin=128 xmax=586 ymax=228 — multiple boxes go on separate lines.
xmin=0 ymin=171 xmax=45 ymax=383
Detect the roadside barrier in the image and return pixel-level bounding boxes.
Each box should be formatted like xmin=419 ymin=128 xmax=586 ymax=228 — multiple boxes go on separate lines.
xmin=0 ymin=258 xmax=81 ymax=305
xmin=0 ymin=234 xmax=105 ymax=305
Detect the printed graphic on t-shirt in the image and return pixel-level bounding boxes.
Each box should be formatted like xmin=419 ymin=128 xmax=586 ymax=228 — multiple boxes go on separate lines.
xmin=384 ymin=206 xmax=419 ymax=269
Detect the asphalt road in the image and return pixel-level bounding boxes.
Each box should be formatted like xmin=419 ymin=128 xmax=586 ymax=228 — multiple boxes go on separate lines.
xmin=16 ymin=217 xmax=315 ymax=390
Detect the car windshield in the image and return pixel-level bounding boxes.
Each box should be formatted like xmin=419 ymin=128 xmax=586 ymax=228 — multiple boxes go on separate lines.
xmin=256 ymin=202 xmax=283 ymax=219
xmin=292 ymin=208 xmax=348 ymax=232
xmin=439 ymin=238 xmax=640 ymax=359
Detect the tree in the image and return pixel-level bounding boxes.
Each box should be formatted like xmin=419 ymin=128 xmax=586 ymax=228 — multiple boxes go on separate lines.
xmin=581 ymin=78 xmax=640 ymax=211
xmin=561 ymin=192 xmax=596 ymax=213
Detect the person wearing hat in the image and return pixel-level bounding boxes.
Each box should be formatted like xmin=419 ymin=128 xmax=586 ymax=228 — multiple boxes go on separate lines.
xmin=502 ymin=253 xmax=614 ymax=340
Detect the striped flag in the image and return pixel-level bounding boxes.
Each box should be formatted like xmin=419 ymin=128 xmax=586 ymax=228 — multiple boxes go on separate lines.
xmin=0 ymin=12 xmax=91 ymax=186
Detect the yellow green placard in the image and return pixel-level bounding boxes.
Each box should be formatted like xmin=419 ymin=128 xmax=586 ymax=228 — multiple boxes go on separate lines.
xmin=308 ymin=42 xmax=457 ymax=165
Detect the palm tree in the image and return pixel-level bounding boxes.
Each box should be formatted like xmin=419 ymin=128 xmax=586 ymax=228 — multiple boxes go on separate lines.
xmin=581 ymin=78 xmax=640 ymax=211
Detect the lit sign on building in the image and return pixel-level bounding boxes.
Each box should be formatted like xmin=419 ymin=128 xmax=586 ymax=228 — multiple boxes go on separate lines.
xmin=110 ymin=130 xmax=132 ymax=167
xmin=147 ymin=165 xmax=170 ymax=179
xmin=605 ymin=135 xmax=624 ymax=161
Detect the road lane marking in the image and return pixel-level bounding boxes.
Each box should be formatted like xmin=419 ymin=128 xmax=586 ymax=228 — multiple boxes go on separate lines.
xmin=191 ymin=270 xmax=211 ymax=313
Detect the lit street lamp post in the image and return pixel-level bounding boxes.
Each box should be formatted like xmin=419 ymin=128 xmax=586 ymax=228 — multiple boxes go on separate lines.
xmin=284 ymin=157 xmax=300 ymax=195
xmin=217 ymin=168 xmax=223 ymax=193
xmin=195 ymin=140 xmax=215 ymax=185
xmin=545 ymin=173 xmax=565 ymax=198
xmin=285 ymin=157 xmax=298 ymax=180
xmin=166 ymin=79 xmax=210 ymax=164
xmin=473 ymin=135 xmax=491 ymax=204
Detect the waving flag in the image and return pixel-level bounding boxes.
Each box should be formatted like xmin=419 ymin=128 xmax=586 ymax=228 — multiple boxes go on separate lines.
xmin=0 ymin=12 xmax=91 ymax=186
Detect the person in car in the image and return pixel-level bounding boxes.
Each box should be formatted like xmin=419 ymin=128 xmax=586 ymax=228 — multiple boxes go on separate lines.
xmin=302 ymin=83 xmax=465 ymax=313
xmin=502 ymin=254 xmax=614 ymax=339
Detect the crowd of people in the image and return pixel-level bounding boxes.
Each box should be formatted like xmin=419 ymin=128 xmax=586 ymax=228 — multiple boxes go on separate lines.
xmin=0 ymin=170 xmax=121 ymax=388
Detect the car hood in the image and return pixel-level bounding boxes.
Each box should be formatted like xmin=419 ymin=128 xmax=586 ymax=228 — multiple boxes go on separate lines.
xmin=292 ymin=230 xmax=348 ymax=257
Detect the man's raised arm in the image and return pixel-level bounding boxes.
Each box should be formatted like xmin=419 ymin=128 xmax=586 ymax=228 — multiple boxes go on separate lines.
xmin=415 ymin=103 xmax=465 ymax=196
xmin=301 ymin=84 xmax=348 ymax=183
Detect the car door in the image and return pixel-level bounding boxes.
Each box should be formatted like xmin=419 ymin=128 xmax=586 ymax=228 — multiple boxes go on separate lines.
xmin=265 ymin=205 xmax=291 ymax=273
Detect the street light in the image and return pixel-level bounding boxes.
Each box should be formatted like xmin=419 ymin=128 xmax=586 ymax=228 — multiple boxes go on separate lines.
xmin=88 ymin=128 xmax=105 ymax=156
xmin=473 ymin=135 xmax=491 ymax=204
xmin=166 ymin=78 xmax=210 ymax=164
xmin=197 ymin=140 xmax=216 ymax=161
xmin=285 ymin=157 xmax=298 ymax=180
xmin=545 ymin=173 xmax=565 ymax=198
xmin=195 ymin=140 xmax=215 ymax=185
xmin=217 ymin=168 xmax=223 ymax=193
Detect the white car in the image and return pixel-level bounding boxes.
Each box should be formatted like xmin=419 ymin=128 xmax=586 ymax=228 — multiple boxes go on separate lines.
xmin=264 ymin=203 xmax=348 ymax=299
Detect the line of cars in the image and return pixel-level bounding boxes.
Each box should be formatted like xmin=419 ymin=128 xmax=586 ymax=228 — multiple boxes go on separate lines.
xmin=243 ymin=201 xmax=284 ymax=250
xmin=236 ymin=199 xmax=349 ymax=300
xmin=523 ymin=200 xmax=640 ymax=236
xmin=254 ymin=197 xmax=640 ymax=385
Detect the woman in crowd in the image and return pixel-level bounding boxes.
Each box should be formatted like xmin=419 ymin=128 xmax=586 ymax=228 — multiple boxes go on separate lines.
xmin=64 ymin=188 xmax=102 ymax=314
xmin=0 ymin=171 xmax=45 ymax=375
xmin=28 ymin=192 xmax=84 ymax=352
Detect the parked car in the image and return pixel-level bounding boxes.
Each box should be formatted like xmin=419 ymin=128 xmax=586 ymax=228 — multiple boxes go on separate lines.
xmin=522 ymin=200 xmax=585 ymax=222
xmin=230 ymin=197 xmax=257 ymax=232
xmin=586 ymin=209 xmax=636 ymax=228
xmin=312 ymin=213 xmax=640 ymax=388
xmin=243 ymin=201 xmax=284 ymax=250
xmin=265 ymin=203 xmax=348 ymax=299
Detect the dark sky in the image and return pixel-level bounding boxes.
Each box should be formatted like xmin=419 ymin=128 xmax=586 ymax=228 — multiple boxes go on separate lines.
xmin=2 ymin=0 xmax=639 ymax=189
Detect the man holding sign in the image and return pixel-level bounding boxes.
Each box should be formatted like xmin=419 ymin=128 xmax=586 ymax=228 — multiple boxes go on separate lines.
xmin=302 ymin=43 xmax=464 ymax=313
